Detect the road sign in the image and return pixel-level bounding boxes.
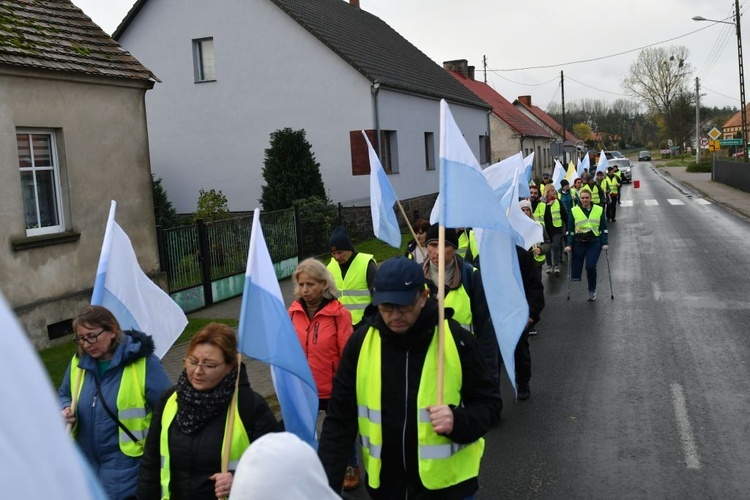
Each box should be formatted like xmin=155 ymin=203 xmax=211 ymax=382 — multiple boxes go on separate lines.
xmin=720 ymin=138 xmax=744 ymax=146
xmin=700 ymin=137 xmax=709 ymax=147
xmin=708 ymin=127 xmax=722 ymax=140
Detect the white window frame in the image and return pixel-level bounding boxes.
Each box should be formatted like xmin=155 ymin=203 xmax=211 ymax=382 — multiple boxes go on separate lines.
xmin=193 ymin=37 xmax=216 ymax=82
xmin=17 ymin=129 xmax=65 ymax=237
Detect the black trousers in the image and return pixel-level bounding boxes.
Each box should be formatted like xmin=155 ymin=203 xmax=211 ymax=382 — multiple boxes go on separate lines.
xmin=515 ymin=328 xmax=531 ymax=388
xmin=606 ymin=195 xmax=618 ymax=220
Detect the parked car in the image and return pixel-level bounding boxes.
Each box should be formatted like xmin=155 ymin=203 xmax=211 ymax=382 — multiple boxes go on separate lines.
xmin=732 ymin=150 xmax=745 ymax=158
xmin=638 ymin=150 xmax=651 ymax=161
xmin=601 ymin=151 xmax=632 ymax=184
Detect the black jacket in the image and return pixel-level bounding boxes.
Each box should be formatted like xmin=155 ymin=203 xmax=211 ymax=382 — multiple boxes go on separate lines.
xmin=137 ymin=363 xmax=279 ymax=499
xmin=318 ymin=299 xmax=502 ymax=500
xmin=515 ymin=246 xmax=546 ymax=323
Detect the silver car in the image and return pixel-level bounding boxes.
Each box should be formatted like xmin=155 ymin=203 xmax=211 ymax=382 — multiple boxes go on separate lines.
xmin=604 ymin=151 xmax=631 ymax=183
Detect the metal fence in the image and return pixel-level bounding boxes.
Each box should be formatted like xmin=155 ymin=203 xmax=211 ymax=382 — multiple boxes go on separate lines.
xmin=714 ymin=158 xmax=750 ymax=193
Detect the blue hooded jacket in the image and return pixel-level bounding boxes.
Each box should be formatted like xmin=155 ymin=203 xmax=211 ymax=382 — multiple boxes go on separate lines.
xmin=58 ymin=330 xmax=171 ymax=500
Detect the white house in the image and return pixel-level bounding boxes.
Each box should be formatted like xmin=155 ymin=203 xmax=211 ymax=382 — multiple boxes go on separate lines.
xmin=114 ymin=0 xmax=491 ymax=213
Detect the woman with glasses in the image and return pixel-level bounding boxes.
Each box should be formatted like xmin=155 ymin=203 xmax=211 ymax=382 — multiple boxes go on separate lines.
xmin=137 ymin=322 xmax=278 ymax=499
xmin=58 ymin=305 xmax=171 ymax=500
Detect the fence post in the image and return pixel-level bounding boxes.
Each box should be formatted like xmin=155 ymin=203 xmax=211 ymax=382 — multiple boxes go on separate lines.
xmin=337 ymin=202 xmax=343 ymax=227
xmin=155 ymin=225 xmax=167 ymax=273
xmin=293 ymin=204 xmax=304 ymax=258
xmin=196 ymin=218 xmax=214 ymax=306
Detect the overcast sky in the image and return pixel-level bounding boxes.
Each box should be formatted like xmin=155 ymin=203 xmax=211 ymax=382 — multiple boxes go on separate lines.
xmin=73 ymin=0 xmax=745 ymax=112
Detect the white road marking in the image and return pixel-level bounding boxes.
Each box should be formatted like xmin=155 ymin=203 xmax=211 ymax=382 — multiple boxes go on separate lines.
xmin=667 ymin=199 xmax=685 ymax=205
xmin=670 ymin=383 xmax=702 ymax=470
xmin=652 ymin=281 xmax=662 ymax=300
xmin=620 ymin=200 xmax=634 ymax=207
xmin=694 ymin=199 xmax=711 ymax=205
xmin=644 ymin=199 xmax=659 ymax=206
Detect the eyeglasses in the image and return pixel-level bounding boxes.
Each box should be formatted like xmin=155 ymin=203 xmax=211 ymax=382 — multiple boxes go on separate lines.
xmin=73 ymin=329 xmax=106 ymax=345
xmin=378 ymin=297 xmax=421 ymax=314
xmin=185 ymin=358 xmax=226 ymax=371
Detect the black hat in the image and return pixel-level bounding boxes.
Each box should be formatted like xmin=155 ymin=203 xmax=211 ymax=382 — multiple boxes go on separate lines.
xmin=425 ymin=223 xmax=458 ymax=249
xmin=560 ymin=179 xmax=569 ymax=187
xmin=328 ymin=226 xmax=353 ymax=251
xmin=372 ymin=257 xmax=426 ymax=306
xmin=542 ymin=172 xmax=551 ymax=178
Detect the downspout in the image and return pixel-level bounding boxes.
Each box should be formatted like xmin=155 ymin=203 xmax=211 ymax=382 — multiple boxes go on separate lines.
xmin=486 ymin=109 xmax=492 ymax=163
xmin=371 ymin=81 xmax=381 ymax=157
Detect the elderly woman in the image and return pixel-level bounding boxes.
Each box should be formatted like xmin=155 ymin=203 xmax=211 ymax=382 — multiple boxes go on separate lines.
xmin=58 ymin=305 xmax=171 ymax=500
xmin=137 ymin=323 xmax=278 ymax=499
xmin=288 ymin=259 xmax=360 ymax=490
xmin=403 ymin=218 xmax=431 ymax=264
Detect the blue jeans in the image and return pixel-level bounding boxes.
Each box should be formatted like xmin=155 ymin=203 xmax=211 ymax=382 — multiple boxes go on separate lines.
xmin=571 ymin=242 xmax=601 ymax=292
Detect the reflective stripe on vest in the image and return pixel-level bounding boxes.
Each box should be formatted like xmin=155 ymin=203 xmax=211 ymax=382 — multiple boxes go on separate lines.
xmin=549 ymin=200 xmax=562 ymax=227
xmin=69 ymin=355 xmax=149 ymax=457
xmin=604 ymin=176 xmax=619 ymax=194
xmin=444 ymin=279 xmax=473 ymax=333
xmin=327 ymin=253 xmax=374 ymax=324
xmin=159 ymin=392 xmax=250 ymax=499
xmin=457 ymin=232 xmax=469 ymax=258
xmin=571 ymin=205 xmax=603 ymax=236
xmin=356 ymin=322 xmax=483 ymax=490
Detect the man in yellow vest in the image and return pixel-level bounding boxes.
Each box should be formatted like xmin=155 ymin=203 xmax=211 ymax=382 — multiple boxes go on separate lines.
xmin=603 ymin=167 xmax=621 ymax=222
xmin=565 ymin=190 xmax=610 ymax=301
xmin=318 ymin=257 xmax=502 ymax=499
xmin=327 ymin=226 xmax=377 ymax=328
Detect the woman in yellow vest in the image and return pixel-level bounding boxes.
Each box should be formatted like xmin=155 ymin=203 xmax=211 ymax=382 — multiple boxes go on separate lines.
xmin=564 ymin=190 xmax=610 ymax=301
xmin=318 ymin=257 xmax=502 ymax=499
xmin=137 ymin=323 xmax=278 ymax=499
xmin=58 ymin=305 xmax=171 ymax=500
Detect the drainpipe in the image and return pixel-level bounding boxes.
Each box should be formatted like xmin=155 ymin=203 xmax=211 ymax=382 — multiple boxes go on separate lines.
xmin=371 ymin=80 xmax=381 ymax=157
xmin=486 ymin=109 xmax=492 ymax=163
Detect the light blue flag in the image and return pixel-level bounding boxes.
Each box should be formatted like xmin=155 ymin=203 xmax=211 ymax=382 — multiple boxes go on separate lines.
xmin=92 ymin=201 xmax=188 ymax=358
xmin=238 ymin=209 xmax=318 ymax=446
xmin=439 ymin=100 xmax=529 ymax=394
xmin=498 ymin=159 xmax=544 ymax=250
xmin=520 ymin=152 xmax=534 ymax=198
xmin=0 ymin=291 xmax=108 ymax=499
xmin=578 ymin=153 xmax=590 ymax=178
xmin=364 ymin=131 xmax=401 ymax=248
xmin=551 ymin=159 xmax=566 ymax=190
xmin=596 ymin=149 xmax=609 ymax=174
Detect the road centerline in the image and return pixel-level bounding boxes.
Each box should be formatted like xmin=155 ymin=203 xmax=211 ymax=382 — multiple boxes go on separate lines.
xmin=670 ymin=383 xmax=701 ymax=470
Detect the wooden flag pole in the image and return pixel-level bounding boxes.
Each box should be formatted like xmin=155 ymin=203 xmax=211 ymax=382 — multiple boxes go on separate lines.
xmin=436 ymin=225 xmax=446 ymax=405
xmin=396 ymin=200 xmax=426 ymax=260
xmin=220 ymin=353 xmax=243 ymax=499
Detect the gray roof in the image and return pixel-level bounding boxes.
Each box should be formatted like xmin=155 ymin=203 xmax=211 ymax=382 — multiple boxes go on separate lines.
xmin=270 ymin=0 xmax=489 ymax=109
xmin=114 ymin=0 xmax=489 ymax=109
xmin=0 ymin=0 xmax=155 ymax=82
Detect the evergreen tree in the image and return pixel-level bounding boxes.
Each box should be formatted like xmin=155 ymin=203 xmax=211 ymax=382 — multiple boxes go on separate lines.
xmin=260 ymin=128 xmax=327 ymax=210
xmin=151 ymin=175 xmax=180 ymax=228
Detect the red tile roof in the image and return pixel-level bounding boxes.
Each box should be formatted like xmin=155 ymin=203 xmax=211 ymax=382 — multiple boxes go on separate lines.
xmin=514 ymin=97 xmax=580 ymax=142
xmin=447 ymin=71 xmax=552 ymax=138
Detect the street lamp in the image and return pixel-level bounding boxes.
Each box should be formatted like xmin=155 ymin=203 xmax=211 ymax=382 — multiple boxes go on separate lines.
xmin=693 ymin=1 xmax=748 ymax=163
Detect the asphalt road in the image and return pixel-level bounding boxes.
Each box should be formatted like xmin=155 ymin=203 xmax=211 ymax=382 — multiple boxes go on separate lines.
xmin=479 ymin=162 xmax=750 ymax=498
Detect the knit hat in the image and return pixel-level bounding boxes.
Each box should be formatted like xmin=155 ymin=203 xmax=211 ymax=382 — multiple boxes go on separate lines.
xmin=328 ymin=226 xmax=353 ymax=252
xmin=371 ymin=257 xmax=426 ymax=306
xmin=560 ymin=179 xmax=569 ymax=187
xmin=519 ymin=200 xmax=532 ymax=211
xmin=425 ymin=223 xmax=458 ymax=249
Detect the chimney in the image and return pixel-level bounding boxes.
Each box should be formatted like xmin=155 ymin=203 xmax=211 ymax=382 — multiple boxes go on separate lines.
xmin=468 ymin=66 xmax=475 ymax=81
xmin=350 ymin=0 xmax=359 ymax=7
xmin=442 ymin=59 xmax=470 ymax=79
xmin=518 ymin=95 xmax=532 ymax=106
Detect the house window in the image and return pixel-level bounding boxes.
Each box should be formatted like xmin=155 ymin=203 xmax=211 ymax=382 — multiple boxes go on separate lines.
xmin=350 ymin=129 xmax=399 ymax=175
xmin=424 ymin=132 xmax=435 ymax=170
xmin=193 ymin=38 xmax=215 ymax=82
xmin=479 ymin=135 xmax=490 ymax=164
xmin=17 ymin=130 xmax=64 ymax=236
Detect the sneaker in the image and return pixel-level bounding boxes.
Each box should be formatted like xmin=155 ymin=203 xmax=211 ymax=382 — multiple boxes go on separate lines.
xmin=587 ymin=291 xmax=597 ymax=301
xmin=554 ymin=265 xmax=560 ymax=276
xmin=343 ymin=465 xmax=360 ymax=491
xmin=546 ymin=266 xmax=553 ymax=274
xmin=528 ymin=326 xmax=538 ymax=336
xmin=517 ymin=385 xmax=530 ymax=400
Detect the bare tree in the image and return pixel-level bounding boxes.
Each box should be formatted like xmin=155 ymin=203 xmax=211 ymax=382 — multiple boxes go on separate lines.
xmin=622 ymin=46 xmax=693 ymax=142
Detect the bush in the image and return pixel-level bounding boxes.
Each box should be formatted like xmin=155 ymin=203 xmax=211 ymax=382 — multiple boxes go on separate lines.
xmin=686 ymin=161 xmax=712 ymax=173
xmin=294 ymin=196 xmax=337 ymax=257
xmin=152 ymin=175 xmax=180 ymax=228
xmin=192 ymin=189 xmax=230 ymax=223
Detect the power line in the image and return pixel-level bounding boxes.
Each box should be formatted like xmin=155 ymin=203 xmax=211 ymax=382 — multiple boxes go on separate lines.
xmin=565 ymin=76 xmax=629 ymax=97
xmin=488 ymin=70 xmax=558 ymax=87
xmin=702 ymin=85 xmax=740 ymax=102
xmin=492 ymin=23 xmax=720 ymax=72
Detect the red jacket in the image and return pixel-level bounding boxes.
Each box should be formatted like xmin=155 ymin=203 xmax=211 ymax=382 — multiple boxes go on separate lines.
xmin=288 ymin=298 xmax=353 ymax=399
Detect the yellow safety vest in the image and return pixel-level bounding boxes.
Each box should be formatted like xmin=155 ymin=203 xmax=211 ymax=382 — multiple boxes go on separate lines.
xmin=356 ymin=322 xmax=484 ymax=490
xmin=533 ymin=222 xmax=546 ymax=263
xmin=69 ymin=355 xmax=149 ymax=457
xmin=444 ymin=277 xmax=473 ymax=333
xmin=533 ymin=202 xmax=546 ymax=223
xmin=548 ymin=200 xmax=562 ymax=227
xmin=457 ymin=231 xmax=470 ymax=258
xmin=571 ymin=205 xmax=603 ymax=236
xmin=468 ymin=231 xmax=479 ymax=261
xmin=581 ymin=185 xmax=602 ymax=205
xmin=603 ymin=176 xmax=619 ymax=195
xmin=159 ymin=392 xmax=250 ymax=499
xmin=328 ymin=253 xmax=374 ymax=324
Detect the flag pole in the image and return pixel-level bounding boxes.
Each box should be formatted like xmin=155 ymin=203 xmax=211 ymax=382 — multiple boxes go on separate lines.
xmin=436 ymin=226 xmax=446 ymax=405
xmin=220 ymin=352 xmax=242 ymax=498
xmin=395 ymin=200 xmax=426 ymax=260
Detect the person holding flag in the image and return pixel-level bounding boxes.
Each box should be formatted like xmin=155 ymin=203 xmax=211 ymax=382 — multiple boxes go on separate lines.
xmin=58 ymin=305 xmax=171 ymax=500
xmin=138 ymin=323 xmax=278 ymax=499
xmin=534 ymin=185 xmax=568 ymax=276
xmin=565 ymin=190 xmax=610 ymax=301
xmin=327 ymin=226 xmax=377 ymax=328
xmin=318 ymin=257 xmax=501 ymax=499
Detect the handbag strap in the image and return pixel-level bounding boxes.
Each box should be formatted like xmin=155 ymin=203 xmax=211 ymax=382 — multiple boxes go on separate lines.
xmin=93 ymin=374 xmax=140 ymax=444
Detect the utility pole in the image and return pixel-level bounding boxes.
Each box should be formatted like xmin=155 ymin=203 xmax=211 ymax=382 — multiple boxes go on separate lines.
xmin=483 ymin=55 xmax=487 ymax=84
xmin=561 ymin=70 xmax=567 ymax=163
xmin=695 ymin=77 xmax=701 ymax=163
xmin=736 ymin=0 xmax=748 ymax=162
